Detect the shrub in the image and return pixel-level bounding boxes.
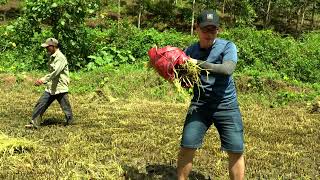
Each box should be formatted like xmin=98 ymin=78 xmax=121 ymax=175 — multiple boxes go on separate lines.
xmin=220 ymin=28 xmax=320 ymax=82
xmin=5 ymin=0 xmax=101 ymax=69
xmin=104 ymin=20 xmax=196 ymax=61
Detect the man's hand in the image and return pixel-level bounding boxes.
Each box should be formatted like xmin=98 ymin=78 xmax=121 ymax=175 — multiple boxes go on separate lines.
xmin=188 ymin=58 xmax=198 ymax=64
xmin=34 ymin=79 xmax=44 ymax=86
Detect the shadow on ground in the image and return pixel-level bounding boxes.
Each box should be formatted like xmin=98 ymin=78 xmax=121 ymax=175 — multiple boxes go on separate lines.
xmin=40 ymin=118 xmax=66 ymax=126
xmin=123 ymin=164 xmax=209 ymax=180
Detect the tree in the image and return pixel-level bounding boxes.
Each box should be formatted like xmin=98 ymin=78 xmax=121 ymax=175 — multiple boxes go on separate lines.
xmin=0 ymin=0 xmax=7 ymax=4
xmin=310 ymin=0 xmax=320 ymax=29
xmin=231 ymin=0 xmax=256 ymax=27
xmin=191 ymin=0 xmax=195 ymax=35
xmin=118 ymin=0 xmax=121 ymax=31
xmin=12 ymin=0 xmax=101 ymax=69
xmin=135 ymin=0 xmax=150 ymax=29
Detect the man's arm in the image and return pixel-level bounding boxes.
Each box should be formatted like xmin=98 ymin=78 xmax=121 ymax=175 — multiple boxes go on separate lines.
xmin=40 ymin=57 xmax=67 ymax=83
xmin=188 ymin=41 xmax=238 ymax=75
xmin=190 ymin=59 xmax=236 ymax=75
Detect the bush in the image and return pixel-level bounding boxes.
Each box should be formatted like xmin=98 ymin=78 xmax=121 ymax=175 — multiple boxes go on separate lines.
xmin=1 ymin=13 xmax=320 ymax=85
xmin=3 ymin=0 xmax=101 ymax=70
xmin=103 ymin=20 xmax=196 ymax=61
xmin=220 ymin=28 xmax=320 ymax=83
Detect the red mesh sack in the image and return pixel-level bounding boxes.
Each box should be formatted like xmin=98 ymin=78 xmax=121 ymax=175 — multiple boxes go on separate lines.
xmin=148 ymin=46 xmax=189 ymax=81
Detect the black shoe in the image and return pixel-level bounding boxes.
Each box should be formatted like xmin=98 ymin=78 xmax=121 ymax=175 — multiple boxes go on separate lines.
xmin=25 ymin=120 xmax=38 ymax=129
xmin=65 ymin=118 xmax=74 ymax=126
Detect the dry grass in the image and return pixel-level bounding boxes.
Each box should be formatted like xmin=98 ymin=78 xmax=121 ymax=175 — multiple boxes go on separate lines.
xmin=0 ymin=133 xmax=35 ymax=155
xmin=174 ymin=61 xmax=202 ymax=88
xmin=0 ymin=72 xmax=319 ymax=179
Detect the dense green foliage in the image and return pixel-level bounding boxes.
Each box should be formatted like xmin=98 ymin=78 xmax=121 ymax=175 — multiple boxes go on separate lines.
xmin=221 ymin=28 xmax=320 ymax=83
xmin=0 ymin=18 xmax=196 ymax=69
xmin=1 ymin=0 xmax=319 ymax=83
xmin=1 ymin=21 xmax=320 ymax=84
xmin=3 ymin=0 xmax=102 ymax=69
xmin=0 ymin=0 xmax=320 ymax=98
xmin=125 ymin=0 xmax=320 ymax=33
xmin=2 ymin=0 xmax=320 ymax=33
xmin=0 ymin=0 xmax=7 ymax=4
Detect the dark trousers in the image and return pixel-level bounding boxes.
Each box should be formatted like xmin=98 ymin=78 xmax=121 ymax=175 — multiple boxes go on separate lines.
xmin=32 ymin=92 xmax=73 ymax=122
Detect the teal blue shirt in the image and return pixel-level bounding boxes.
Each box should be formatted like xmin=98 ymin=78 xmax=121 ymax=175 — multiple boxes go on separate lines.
xmin=185 ymin=38 xmax=239 ymax=109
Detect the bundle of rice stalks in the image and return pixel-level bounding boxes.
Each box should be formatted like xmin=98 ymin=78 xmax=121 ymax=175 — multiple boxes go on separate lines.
xmin=0 ymin=133 xmax=35 ymax=155
xmin=174 ymin=60 xmax=202 ymax=88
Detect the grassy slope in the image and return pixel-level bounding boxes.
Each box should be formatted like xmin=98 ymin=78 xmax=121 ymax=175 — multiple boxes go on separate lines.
xmin=0 ymin=66 xmax=319 ymax=179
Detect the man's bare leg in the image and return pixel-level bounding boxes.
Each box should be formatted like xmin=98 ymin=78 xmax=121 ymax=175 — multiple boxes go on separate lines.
xmin=177 ymin=147 xmax=196 ymax=180
xmin=228 ymin=152 xmax=245 ymax=180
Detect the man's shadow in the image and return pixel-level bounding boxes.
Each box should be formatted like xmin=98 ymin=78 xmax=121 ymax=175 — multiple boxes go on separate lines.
xmin=39 ymin=117 xmax=65 ymax=126
xmin=123 ymin=164 xmax=210 ymax=180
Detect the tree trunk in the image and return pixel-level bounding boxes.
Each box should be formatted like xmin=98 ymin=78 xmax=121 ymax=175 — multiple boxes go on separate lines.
xmin=138 ymin=4 xmax=142 ymax=29
xmin=296 ymin=8 xmax=301 ymax=32
xmin=118 ymin=0 xmax=121 ymax=32
xmin=311 ymin=2 xmax=316 ymax=29
xmin=265 ymin=0 xmax=272 ymax=27
xmin=233 ymin=2 xmax=236 ymax=26
xmin=191 ymin=0 xmax=196 ymax=35
xmin=222 ymin=0 xmax=226 ymax=17
xmin=300 ymin=7 xmax=306 ymax=28
xmin=286 ymin=8 xmax=291 ymax=27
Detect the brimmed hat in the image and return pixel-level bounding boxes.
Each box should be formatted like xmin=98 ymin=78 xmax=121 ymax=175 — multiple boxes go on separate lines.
xmin=41 ymin=38 xmax=59 ymax=48
xmin=197 ymin=10 xmax=219 ymax=28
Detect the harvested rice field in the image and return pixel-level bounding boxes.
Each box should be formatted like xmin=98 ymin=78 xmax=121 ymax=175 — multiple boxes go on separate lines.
xmin=0 ymin=72 xmax=319 ymax=179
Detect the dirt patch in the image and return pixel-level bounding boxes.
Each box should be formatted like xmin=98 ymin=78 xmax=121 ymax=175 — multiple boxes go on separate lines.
xmin=0 ymin=0 xmax=21 ymax=12
xmin=0 ymin=73 xmax=37 ymax=88
xmin=0 ymin=0 xmax=22 ymax=22
xmin=310 ymin=101 xmax=320 ymax=113
xmin=85 ymin=11 xmax=120 ymax=29
xmin=0 ymin=74 xmax=16 ymax=87
xmin=18 ymin=74 xmax=36 ymax=86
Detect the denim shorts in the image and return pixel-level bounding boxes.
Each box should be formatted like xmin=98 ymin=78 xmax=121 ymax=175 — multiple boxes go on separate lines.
xmin=180 ymin=104 xmax=244 ymax=153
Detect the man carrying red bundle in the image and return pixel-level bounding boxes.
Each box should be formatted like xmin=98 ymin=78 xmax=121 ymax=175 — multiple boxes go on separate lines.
xmin=177 ymin=10 xmax=245 ymax=180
